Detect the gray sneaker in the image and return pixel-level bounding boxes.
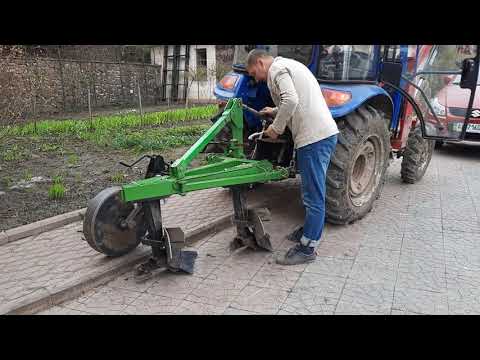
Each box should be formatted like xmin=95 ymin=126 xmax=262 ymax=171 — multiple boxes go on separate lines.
xmin=287 ymin=226 xmax=304 ymax=243
xmin=276 ymin=244 xmax=316 ymax=265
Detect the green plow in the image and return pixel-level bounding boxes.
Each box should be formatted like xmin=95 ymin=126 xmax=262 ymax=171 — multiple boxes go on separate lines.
xmin=82 ymin=98 xmax=290 ymax=282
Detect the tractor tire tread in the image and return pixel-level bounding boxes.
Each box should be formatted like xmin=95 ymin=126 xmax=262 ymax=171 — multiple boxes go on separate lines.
xmin=400 ymin=125 xmax=434 ymax=184
xmin=326 ymin=105 xmax=391 ymax=225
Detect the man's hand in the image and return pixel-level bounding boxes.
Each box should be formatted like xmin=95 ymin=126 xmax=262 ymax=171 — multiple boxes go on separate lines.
xmin=263 ymin=125 xmax=279 ymax=140
xmin=259 ymin=107 xmax=276 ymax=119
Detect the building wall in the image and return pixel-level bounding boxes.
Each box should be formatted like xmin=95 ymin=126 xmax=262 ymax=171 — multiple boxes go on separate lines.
xmin=189 ymin=45 xmax=217 ymax=102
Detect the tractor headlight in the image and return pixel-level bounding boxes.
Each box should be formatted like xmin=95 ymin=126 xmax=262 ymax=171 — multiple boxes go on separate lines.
xmin=321 ymin=88 xmax=352 ymax=107
xmin=219 ymin=74 xmax=239 ymax=90
xmin=430 ymin=97 xmax=446 ymax=117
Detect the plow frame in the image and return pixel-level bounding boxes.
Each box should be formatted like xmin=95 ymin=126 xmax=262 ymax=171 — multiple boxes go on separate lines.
xmin=120 ymin=98 xmax=289 ymax=203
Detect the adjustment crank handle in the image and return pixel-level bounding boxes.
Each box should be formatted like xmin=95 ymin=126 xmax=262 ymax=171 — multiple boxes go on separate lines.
xmin=119 ymin=155 xmax=152 ymax=168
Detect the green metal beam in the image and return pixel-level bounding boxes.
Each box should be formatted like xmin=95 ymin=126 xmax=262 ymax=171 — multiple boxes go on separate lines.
xmin=170 ymin=98 xmax=245 ymax=179
xmin=119 ymin=98 xmax=290 ymax=203
xmin=184 ymin=157 xmax=246 ymax=177
xmin=121 ymin=158 xmax=288 ymax=202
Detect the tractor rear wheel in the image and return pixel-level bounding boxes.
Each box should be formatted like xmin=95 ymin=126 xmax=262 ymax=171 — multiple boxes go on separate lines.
xmin=326 ymin=105 xmax=391 ymax=225
xmin=401 ymin=125 xmax=435 ymax=184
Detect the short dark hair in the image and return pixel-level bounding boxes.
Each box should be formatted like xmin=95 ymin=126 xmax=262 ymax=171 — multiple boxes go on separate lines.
xmin=246 ymin=49 xmax=272 ymax=67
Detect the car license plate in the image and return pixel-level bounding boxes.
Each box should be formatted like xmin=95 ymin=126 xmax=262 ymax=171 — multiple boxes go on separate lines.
xmin=451 ymin=123 xmax=480 ymax=133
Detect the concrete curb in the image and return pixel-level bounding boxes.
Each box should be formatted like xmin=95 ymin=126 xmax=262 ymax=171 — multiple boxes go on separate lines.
xmin=2 ymin=211 xmax=234 ymax=315
xmin=1 ymin=249 xmax=149 ymax=315
xmin=1 ymin=208 xmax=86 ymax=246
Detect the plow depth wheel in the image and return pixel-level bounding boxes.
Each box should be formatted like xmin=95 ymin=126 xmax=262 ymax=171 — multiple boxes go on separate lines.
xmin=83 ymin=187 xmax=146 ymax=257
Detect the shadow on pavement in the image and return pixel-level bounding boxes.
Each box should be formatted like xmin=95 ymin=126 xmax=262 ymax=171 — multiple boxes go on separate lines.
xmin=435 ymin=142 xmax=480 ymax=161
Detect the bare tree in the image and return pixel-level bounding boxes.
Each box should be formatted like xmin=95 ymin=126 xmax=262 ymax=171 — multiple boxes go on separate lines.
xmin=203 ymin=61 xmax=231 ymax=104
xmin=214 ymin=46 xmax=234 ymax=82
xmin=214 ymin=61 xmax=232 ymax=82
xmin=184 ymin=65 xmax=208 ymax=108
xmin=24 ymin=56 xmax=51 ymax=132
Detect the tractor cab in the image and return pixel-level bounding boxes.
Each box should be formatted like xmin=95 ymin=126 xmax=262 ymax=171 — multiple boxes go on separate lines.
xmin=216 ymin=45 xmax=395 ymax=135
xmin=403 ymin=45 xmax=480 ymax=142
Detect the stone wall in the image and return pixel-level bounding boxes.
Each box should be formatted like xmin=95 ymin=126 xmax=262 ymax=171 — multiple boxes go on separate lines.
xmin=0 ymin=55 xmax=162 ymax=125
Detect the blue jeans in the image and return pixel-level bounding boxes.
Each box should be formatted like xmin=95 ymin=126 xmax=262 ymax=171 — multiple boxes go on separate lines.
xmin=296 ymin=134 xmax=337 ymax=248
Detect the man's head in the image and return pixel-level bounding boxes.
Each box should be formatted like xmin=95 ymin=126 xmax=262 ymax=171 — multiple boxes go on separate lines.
xmin=246 ymin=49 xmax=274 ymax=82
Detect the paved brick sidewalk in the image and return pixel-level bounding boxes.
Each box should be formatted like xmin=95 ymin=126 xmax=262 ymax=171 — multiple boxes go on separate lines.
xmin=0 ymin=181 xmax=297 ymax=313
xmin=35 ymin=144 xmax=480 ymax=315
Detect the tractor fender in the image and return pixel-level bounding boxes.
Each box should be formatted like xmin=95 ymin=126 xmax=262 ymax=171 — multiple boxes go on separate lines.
xmin=214 ymin=71 xmax=274 ymax=130
xmin=323 ymin=84 xmax=393 ymax=126
xmin=214 ymin=71 xmax=249 ymax=101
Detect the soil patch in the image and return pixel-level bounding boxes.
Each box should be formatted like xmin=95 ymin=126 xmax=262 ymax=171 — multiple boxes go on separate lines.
xmin=0 ymin=124 xmax=209 ymax=231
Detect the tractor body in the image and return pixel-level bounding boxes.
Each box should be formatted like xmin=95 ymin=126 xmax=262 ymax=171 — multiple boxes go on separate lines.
xmin=213 ymin=44 xmax=480 ymax=222
xmin=214 ymin=45 xmax=427 ymax=153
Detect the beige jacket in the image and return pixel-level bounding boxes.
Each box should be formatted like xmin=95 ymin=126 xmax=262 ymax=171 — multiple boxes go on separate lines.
xmin=267 ymin=57 xmax=339 ymax=149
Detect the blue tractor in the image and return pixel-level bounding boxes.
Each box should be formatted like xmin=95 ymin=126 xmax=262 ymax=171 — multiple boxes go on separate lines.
xmin=212 ymin=45 xmax=480 ymax=224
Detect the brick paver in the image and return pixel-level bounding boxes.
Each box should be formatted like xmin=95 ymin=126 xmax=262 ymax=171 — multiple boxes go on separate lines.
xmin=16 ymin=144 xmax=480 ymax=314
xmin=0 ymin=176 xmax=296 ymax=313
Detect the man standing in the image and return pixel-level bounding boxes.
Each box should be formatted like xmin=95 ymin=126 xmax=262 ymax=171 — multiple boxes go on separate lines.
xmin=246 ymin=49 xmax=339 ymax=265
